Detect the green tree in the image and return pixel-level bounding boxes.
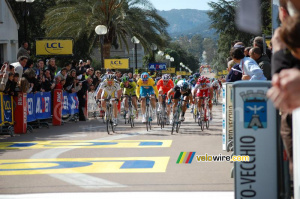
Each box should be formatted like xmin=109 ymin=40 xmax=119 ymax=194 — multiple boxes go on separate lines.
xmin=8 ymin=0 xmax=56 ymax=55
xmin=207 ymin=0 xmax=272 ymax=71
xmin=42 ymin=0 xmax=170 ymax=62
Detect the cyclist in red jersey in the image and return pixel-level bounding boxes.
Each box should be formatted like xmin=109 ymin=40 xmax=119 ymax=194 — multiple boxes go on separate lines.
xmin=157 ymin=74 xmax=174 ymax=124
xmin=193 ymin=77 xmax=213 ymax=120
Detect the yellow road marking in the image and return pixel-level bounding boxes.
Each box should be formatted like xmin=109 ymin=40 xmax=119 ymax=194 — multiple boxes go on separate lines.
xmin=0 ymin=140 xmax=172 ymax=149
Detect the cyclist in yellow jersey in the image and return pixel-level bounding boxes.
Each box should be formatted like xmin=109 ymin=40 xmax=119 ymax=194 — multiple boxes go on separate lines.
xmin=136 ymin=72 xmax=158 ymax=123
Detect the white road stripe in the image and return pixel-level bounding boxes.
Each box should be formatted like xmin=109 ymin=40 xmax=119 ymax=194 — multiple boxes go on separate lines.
xmin=0 ymin=192 xmax=234 ymax=199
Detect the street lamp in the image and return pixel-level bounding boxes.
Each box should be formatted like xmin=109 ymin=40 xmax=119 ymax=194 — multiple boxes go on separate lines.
xmin=131 ymin=36 xmax=140 ymax=74
xmin=95 ymin=25 xmax=108 ymax=71
xmin=170 ymin=57 xmax=174 ymax=69
xmin=16 ymin=0 xmax=35 ymax=41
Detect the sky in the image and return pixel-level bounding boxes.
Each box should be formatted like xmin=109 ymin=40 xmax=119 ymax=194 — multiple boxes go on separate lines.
xmin=149 ymin=0 xmax=220 ymax=11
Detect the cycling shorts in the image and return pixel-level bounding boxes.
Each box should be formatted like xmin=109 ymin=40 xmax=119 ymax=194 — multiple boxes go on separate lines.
xmin=140 ymin=86 xmax=155 ymax=98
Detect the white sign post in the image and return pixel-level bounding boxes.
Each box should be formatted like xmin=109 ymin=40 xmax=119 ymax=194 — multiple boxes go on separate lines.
xmin=233 ymin=81 xmax=278 ymax=198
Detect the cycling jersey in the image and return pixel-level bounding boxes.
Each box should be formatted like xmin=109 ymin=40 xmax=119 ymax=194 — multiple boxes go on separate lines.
xmin=172 ymin=80 xmax=192 ymax=99
xmin=157 ymin=79 xmax=174 ymax=94
xmin=211 ymin=80 xmax=220 ymax=89
xmin=136 ymin=77 xmax=159 ymax=98
xmin=194 ymin=83 xmax=210 ymax=98
xmin=99 ymin=79 xmax=121 ymax=98
xmin=120 ymin=80 xmax=136 ymax=96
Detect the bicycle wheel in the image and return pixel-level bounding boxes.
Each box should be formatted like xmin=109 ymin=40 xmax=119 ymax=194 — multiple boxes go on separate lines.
xmin=146 ymin=106 xmax=149 ymax=131
xmin=206 ymin=108 xmax=210 ymax=129
xmin=171 ymin=113 xmax=177 ymax=135
xmin=194 ymin=107 xmax=197 ymax=123
xmin=106 ymin=118 xmax=110 ymax=134
xmin=176 ymin=122 xmax=180 ymax=133
xmin=130 ymin=116 xmax=134 ymax=128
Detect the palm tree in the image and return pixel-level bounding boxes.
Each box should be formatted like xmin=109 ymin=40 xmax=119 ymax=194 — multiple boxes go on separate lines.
xmin=42 ymin=0 xmax=170 ymax=59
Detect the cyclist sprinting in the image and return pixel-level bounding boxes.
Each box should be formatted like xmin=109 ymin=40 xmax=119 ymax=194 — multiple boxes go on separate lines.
xmin=192 ymin=77 xmax=213 ymax=120
xmin=211 ymin=78 xmax=220 ymax=102
xmin=156 ymin=74 xmax=174 ymax=124
xmin=96 ymin=74 xmax=122 ymax=125
xmin=136 ymin=72 xmax=158 ymax=123
xmin=167 ymin=80 xmax=193 ymax=123
xmin=120 ymin=76 xmax=138 ymax=119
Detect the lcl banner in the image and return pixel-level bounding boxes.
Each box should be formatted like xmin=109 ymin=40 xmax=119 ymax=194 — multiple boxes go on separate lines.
xmin=2 ymin=94 xmax=13 ymax=124
xmin=36 ymin=38 xmax=74 ymax=56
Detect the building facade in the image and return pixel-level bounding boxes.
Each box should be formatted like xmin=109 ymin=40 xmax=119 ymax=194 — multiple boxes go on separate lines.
xmin=0 ymin=0 xmax=19 ymax=64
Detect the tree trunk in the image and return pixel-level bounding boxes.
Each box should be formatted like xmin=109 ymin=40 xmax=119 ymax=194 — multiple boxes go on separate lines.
xmin=103 ymin=43 xmax=112 ymax=59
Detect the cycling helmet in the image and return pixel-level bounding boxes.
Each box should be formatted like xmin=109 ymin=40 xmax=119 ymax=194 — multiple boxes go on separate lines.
xmin=193 ymin=73 xmax=200 ymax=79
xmin=141 ymin=72 xmax=149 ymax=81
xmin=107 ymin=74 xmax=114 ymax=80
xmin=121 ymin=76 xmax=129 ymax=83
xmin=162 ymin=74 xmax=170 ymax=81
xmin=180 ymin=82 xmax=189 ymax=91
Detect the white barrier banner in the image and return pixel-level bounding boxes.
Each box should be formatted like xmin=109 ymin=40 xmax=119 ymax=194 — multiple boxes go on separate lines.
xmin=293 ymin=108 xmax=300 ymax=199
xmin=87 ymin=92 xmax=99 ymax=113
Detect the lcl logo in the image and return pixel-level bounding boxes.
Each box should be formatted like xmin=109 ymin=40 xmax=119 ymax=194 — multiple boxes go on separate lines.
xmin=46 ymin=43 xmax=64 ymax=48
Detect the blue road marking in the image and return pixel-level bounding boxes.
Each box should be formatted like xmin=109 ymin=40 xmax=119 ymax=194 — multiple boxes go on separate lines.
xmin=120 ymin=160 xmax=155 ymax=169
xmin=139 ymin=142 xmax=163 ymax=146
xmin=8 ymin=143 xmax=37 ymax=148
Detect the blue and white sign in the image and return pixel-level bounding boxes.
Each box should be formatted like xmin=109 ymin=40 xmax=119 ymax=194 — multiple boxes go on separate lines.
xmin=241 ymin=91 xmax=267 ymax=130
xmin=35 ymin=92 xmax=51 ymax=120
xmin=62 ymin=92 xmax=69 ymax=116
xmin=148 ymin=63 xmax=166 ymax=71
xmin=68 ymin=93 xmax=79 ymax=114
xmin=27 ymin=93 xmax=36 ymax=122
xmin=233 ymin=81 xmax=278 ymax=199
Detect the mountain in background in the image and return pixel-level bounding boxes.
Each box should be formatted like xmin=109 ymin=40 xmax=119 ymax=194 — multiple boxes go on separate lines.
xmin=157 ymin=9 xmax=217 ymax=39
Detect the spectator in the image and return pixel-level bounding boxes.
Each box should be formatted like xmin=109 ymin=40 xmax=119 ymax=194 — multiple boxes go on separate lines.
xmin=226 ymin=60 xmax=242 ymax=82
xmin=94 ymin=70 xmax=101 ymax=87
xmin=3 ymin=72 xmax=14 ymax=95
xmin=56 ymin=67 xmax=68 ymax=80
xmin=20 ymin=77 xmax=30 ymax=93
xmin=77 ymin=60 xmax=85 ymax=76
xmin=54 ymin=76 xmax=63 ymax=90
xmin=244 ymin=47 xmax=251 ymax=57
xmin=11 ymin=56 xmax=28 ymax=77
xmin=65 ymin=69 xmax=76 ymax=93
xmin=23 ymin=68 xmax=38 ymax=93
xmin=17 ymin=41 xmax=30 ymax=59
xmin=45 ymin=58 xmax=57 ymax=80
xmin=230 ymin=47 xmax=266 ymax=81
xmin=24 ymin=59 xmax=34 ymax=72
xmin=249 ymin=47 xmax=272 ymax=80
xmin=42 ymin=69 xmax=54 ymax=92
xmin=35 ymin=59 xmax=45 ymax=76
xmin=77 ymin=77 xmax=93 ymax=121
xmin=85 ymin=60 xmax=91 ymax=69
xmin=253 ymin=36 xmax=272 ymax=60
xmin=13 ymin=73 xmax=20 ymax=96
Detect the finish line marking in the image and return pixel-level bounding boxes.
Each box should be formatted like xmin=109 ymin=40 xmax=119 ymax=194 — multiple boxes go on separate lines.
xmin=0 ymin=157 xmax=170 ymax=175
xmin=0 ymin=140 xmax=172 ymax=149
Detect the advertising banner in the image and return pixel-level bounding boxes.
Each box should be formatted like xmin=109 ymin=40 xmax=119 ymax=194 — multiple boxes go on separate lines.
xmin=104 ymin=59 xmax=129 ymax=69
xmin=3 ymin=94 xmax=13 ymax=124
xmin=27 ymin=93 xmax=35 ymax=122
xmin=35 ymin=92 xmax=51 ymax=120
xmin=162 ymin=67 xmax=175 ymax=74
xmin=148 ymin=63 xmax=167 ymax=71
xmin=68 ymin=93 xmax=79 ymax=115
xmin=36 ymin=38 xmax=73 ymax=56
